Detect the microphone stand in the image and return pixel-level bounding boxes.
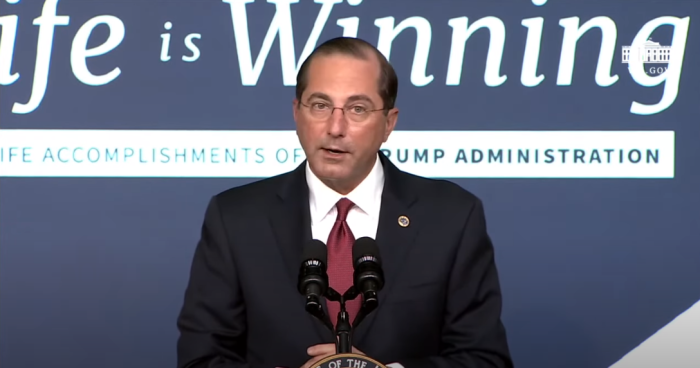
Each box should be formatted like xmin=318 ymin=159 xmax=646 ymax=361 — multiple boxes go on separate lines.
xmin=326 ymin=286 xmax=360 ymax=354
xmin=352 ymin=289 xmax=378 ymax=329
xmin=335 ymin=300 xmax=352 ymax=353
xmin=305 ymin=296 xmax=335 ymax=334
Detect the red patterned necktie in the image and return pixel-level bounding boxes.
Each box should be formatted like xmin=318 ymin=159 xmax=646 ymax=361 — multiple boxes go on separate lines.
xmin=326 ymin=198 xmax=361 ymax=329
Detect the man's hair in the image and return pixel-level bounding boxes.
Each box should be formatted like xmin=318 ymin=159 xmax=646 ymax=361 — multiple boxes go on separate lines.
xmin=295 ymin=37 xmax=398 ymax=111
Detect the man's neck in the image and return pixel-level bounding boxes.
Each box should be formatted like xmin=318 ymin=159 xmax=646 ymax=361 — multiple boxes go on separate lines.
xmin=320 ymin=177 xmax=361 ymax=196
xmin=317 ymin=160 xmax=377 ymax=195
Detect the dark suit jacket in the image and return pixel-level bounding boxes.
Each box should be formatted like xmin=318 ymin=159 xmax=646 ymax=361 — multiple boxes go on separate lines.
xmin=176 ymin=152 xmax=513 ymax=368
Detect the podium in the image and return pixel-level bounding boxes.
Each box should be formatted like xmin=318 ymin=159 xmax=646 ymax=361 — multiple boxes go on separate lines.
xmin=314 ymin=354 xmax=387 ymax=368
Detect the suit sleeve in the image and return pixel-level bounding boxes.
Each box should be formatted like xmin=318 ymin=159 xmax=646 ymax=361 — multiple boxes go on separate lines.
xmin=395 ymin=198 xmax=514 ymax=368
xmin=176 ymin=196 xmax=249 ymax=368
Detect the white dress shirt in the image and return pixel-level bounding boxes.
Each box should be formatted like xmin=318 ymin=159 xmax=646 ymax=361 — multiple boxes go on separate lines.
xmin=305 ymin=154 xmax=404 ymax=368
xmin=306 ymin=154 xmax=384 ymax=243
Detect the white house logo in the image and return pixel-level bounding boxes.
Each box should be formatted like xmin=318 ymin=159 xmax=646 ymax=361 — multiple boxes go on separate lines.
xmin=622 ymin=39 xmax=673 ymax=76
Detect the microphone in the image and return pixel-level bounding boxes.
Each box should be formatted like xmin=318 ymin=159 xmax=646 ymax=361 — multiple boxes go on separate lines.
xmin=297 ymin=239 xmax=330 ymax=327
xmin=352 ymin=237 xmax=385 ymax=315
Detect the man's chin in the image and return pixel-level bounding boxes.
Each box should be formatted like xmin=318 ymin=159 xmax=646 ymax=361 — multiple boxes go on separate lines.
xmin=310 ymin=161 xmax=349 ymax=179
xmin=315 ymin=167 xmax=348 ymax=180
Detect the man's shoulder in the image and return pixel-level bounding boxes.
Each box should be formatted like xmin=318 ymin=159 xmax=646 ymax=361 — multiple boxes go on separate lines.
xmin=211 ymin=170 xmax=295 ymax=208
xmin=396 ymin=171 xmax=487 ymax=233
xmin=399 ymin=170 xmax=482 ymax=208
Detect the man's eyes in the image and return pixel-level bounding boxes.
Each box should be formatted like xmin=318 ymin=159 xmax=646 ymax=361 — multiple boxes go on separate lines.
xmin=309 ymin=102 xmax=369 ymax=112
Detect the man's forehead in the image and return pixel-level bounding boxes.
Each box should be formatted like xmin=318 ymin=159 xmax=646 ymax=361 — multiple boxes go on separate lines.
xmin=306 ymin=53 xmax=380 ymax=81
xmin=307 ymin=91 xmax=373 ymax=102
xmin=302 ymin=54 xmax=382 ymax=103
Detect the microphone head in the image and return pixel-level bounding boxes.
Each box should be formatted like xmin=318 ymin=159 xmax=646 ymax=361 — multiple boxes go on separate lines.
xmin=301 ymin=239 xmax=328 ymax=266
xmin=352 ymin=237 xmax=384 ymax=310
xmin=298 ymin=239 xmax=328 ymax=296
xmin=352 ymin=237 xmax=381 ymax=266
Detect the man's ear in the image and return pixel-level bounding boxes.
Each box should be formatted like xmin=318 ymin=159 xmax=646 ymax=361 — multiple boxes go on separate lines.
xmin=292 ymin=99 xmax=299 ymax=122
xmin=293 ymin=99 xmax=302 ymax=136
xmin=383 ymin=107 xmax=399 ymax=142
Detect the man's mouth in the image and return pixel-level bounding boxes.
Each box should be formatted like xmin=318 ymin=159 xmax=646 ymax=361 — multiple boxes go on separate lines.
xmin=323 ymin=148 xmax=347 ymax=154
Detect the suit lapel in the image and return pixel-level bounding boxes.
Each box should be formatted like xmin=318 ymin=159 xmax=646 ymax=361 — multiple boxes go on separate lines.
xmin=268 ymin=162 xmax=335 ymax=342
xmin=353 ymin=153 xmax=420 ymax=345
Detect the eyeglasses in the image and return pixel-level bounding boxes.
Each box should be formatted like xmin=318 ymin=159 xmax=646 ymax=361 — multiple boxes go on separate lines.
xmin=299 ymin=101 xmax=385 ymax=123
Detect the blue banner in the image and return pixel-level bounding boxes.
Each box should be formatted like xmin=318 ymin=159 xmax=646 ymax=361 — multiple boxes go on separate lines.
xmin=1 ymin=1 xmax=699 ymax=367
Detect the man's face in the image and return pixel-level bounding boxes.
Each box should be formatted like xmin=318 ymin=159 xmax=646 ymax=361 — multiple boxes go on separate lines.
xmin=293 ymin=53 xmax=398 ymax=194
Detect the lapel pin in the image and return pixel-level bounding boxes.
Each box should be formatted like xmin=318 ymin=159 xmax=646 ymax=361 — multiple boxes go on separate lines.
xmin=398 ymin=215 xmax=410 ymax=227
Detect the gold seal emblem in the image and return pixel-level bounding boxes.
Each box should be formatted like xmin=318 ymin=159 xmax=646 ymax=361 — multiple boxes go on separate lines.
xmin=313 ymin=353 xmax=387 ymax=368
xmin=398 ymin=215 xmax=409 ymax=227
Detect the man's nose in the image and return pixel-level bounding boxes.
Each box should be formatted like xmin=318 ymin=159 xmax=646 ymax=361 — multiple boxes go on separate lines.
xmin=326 ymin=108 xmax=348 ymax=136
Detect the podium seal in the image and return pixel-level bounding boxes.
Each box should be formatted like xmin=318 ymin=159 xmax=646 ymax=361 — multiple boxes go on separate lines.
xmin=313 ymin=353 xmax=387 ymax=368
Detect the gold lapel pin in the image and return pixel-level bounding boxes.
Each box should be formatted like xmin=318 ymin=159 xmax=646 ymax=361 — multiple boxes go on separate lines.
xmin=398 ymin=215 xmax=410 ymax=227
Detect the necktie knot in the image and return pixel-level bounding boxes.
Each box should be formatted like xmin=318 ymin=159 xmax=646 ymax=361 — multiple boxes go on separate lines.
xmin=335 ymin=198 xmax=355 ymax=222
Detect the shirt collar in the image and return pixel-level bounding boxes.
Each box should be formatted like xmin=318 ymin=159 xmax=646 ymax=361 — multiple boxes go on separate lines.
xmin=306 ymin=154 xmax=384 ymax=225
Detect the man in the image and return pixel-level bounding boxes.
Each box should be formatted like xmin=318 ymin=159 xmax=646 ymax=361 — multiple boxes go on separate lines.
xmin=176 ymin=37 xmax=513 ymax=368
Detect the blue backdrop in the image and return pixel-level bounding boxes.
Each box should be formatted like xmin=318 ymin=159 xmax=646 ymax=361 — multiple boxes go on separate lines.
xmin=2 ymin=0 xmax=699 ymax=367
